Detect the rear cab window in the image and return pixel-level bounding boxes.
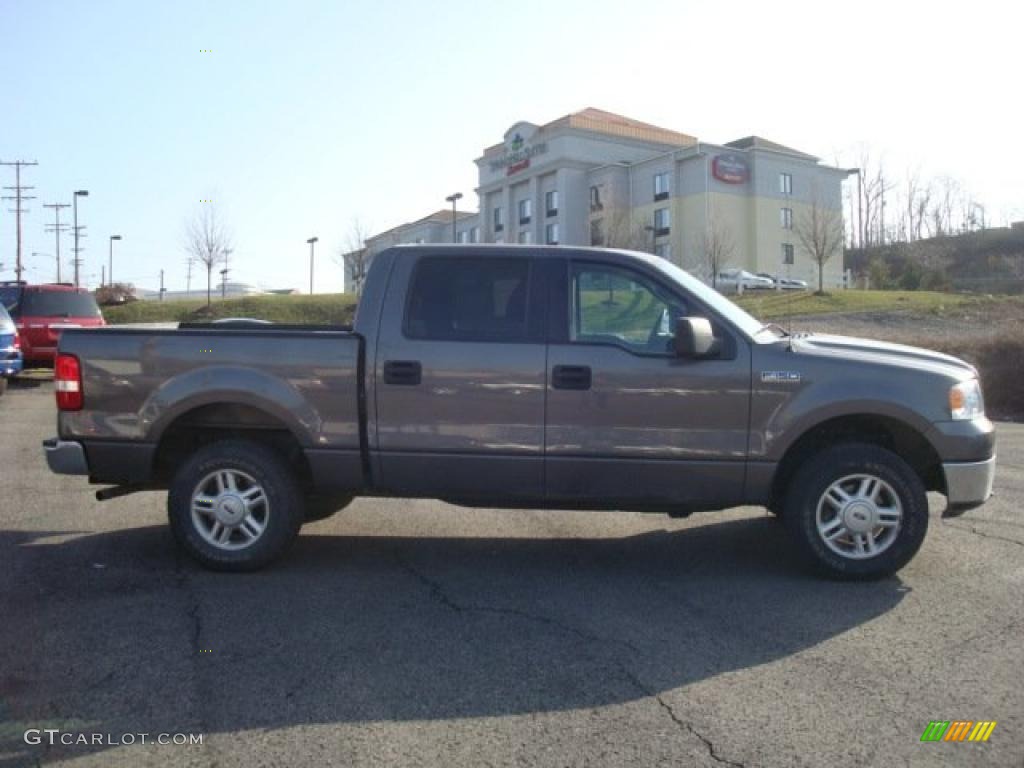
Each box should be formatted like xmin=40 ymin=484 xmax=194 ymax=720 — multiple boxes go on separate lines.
xmin=20 ymin=291 xmax=102 ymax=318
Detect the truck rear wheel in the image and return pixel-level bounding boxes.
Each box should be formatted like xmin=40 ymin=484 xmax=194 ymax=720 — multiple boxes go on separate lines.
xmin=168 ymin=439 xmax=304 ymax=571
xmin=783 ymin=443 xmax=928 ymax=580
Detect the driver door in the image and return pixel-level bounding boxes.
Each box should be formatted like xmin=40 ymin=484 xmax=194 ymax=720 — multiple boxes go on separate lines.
xmin=544 ymin=259 xmax=750 ymax=508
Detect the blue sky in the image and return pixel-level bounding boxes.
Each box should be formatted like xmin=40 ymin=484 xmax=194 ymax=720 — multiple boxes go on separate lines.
xmin=2 ymin=0 xmax=1020 ymax=292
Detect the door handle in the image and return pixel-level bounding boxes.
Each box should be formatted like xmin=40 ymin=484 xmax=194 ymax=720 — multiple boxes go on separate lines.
xmin=551 ymin=365 xmax=592 ymax=390
xmin=383 ymin=360 xmax=422 ymax=386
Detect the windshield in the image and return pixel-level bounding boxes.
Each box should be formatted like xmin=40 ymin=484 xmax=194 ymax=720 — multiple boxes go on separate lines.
xmin=639 ymin=253 xmax=765 ymax=338
xmin=20 ymin=291 xmax=102 ymax=318
xmin=0 ymin=303 xmax=12 ymax=331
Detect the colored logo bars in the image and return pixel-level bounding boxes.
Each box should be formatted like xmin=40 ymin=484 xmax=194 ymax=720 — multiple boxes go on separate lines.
xmin=920 ymin=721 xmax=997 ymax=743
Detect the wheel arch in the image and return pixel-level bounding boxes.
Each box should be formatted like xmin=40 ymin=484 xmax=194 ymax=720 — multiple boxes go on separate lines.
xmin=770 ymin=412 xmax=945 ymax=512
xmin=152 ymin=401 xmax=313 ymax=491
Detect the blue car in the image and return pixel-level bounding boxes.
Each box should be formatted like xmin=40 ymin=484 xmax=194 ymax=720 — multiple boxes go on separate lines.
xmin=0 ymin=302 xmax=22 ymax=395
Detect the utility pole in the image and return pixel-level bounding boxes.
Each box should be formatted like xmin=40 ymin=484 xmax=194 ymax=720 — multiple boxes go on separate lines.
xmin=185 ymin=257 xmax=193 ymax=296
xmin=1 ymin=160 xmax=39 ymax=282
xmin=101 ymin=265 xmax=106 ymax=286
xmin=43 ymin=203 xmax=70 ymax=282
xmin=72 ymin=190 xmax=89 ymax=288
xmin=160 ymin=269 xmax=166 ymax=301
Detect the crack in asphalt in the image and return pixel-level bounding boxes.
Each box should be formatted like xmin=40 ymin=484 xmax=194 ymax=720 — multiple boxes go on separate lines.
xmin=942 ymin=521 xmax=1024 ymax=547
xmin=172 ymin=552 xmax=215 ymax=763
xmin=396 ymin=554 xmax=745 ymax=768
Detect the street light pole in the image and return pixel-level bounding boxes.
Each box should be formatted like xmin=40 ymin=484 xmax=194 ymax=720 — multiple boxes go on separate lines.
xmin=445 ymin=192 xmax=463 ymax=243
xmin=108 ymin=234 xmax=122 ymax=287
xmin=306 ymin=237 xmax=318 ymax=294
xmin=72 ymin=190 xmax=88 ymax=288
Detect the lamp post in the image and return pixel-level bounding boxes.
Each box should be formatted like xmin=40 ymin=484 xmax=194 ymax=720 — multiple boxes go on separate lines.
xmin=72 ymin=190 xmax=88 ymax=288
xmin=108 ymin=235 xmax=122 ymax=287
xmin=845 ymin=168 xmax=862 ymax=250
xmin=306 ymin=237 xmax=318 ymax=294
xmin=445 ymin=192 xmax=463 ymax=242
xmin=220 ymin=268 xmax=229 ymax=298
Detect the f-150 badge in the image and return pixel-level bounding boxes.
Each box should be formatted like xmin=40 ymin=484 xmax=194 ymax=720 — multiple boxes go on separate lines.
xmin=761 ymin=371 xmax=801 ymax=383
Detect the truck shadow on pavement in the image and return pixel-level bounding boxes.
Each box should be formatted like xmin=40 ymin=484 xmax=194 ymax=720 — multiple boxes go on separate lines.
xmin=0 ymin=516 xmax=908 ymax=765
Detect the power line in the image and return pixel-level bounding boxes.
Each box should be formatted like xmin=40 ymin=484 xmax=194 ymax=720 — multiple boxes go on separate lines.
xmin=1 ymin=160 xmax=39 ymax=282
xmin=43 ymin=202 xmax=71 ymax=283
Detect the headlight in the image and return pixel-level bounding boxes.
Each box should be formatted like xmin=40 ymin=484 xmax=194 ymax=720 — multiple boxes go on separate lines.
xmin=949 ymin=379 xmax=984 ymax=420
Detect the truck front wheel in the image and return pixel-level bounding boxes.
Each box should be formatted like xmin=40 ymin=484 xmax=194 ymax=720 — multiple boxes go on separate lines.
xmin=168 ymin=439 xmax=304 ymax=571
xmin=783 ymin=443 xmax=929 ymax=580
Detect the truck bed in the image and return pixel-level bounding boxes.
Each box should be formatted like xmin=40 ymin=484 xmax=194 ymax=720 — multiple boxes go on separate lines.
xmin=57 ymin=325 xmax=366 ymax=490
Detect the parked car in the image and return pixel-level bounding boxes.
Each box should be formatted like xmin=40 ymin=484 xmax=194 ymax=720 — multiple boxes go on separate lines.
xmin=756 ymin=272 xmax=809 ymax=291
xmin=44 ymin=245 xmax=995 ymax=579
xmin=0 ymin=282 xmax=105 ymax=366
xmin=0 ymin=302 xmax=23 ymax=395
xmin=715 ymin=269 xmax=774 ymax=292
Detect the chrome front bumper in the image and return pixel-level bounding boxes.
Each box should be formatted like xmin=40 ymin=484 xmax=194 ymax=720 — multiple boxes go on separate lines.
xmin=943 ymin=455 xmax=996 ymax=512
xmin=43 ymin=438 xmax=89 ymax=476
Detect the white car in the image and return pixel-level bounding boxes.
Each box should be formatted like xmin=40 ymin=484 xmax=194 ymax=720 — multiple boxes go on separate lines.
xmin=715 ymin=269 xmax=774 ymax=293
xmin=756 ymin=272 xmax=809 ymax=290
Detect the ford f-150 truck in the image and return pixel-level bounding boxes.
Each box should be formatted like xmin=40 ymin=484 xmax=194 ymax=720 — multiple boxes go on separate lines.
xmin=43 ymin=245 xmax=996 ymax=578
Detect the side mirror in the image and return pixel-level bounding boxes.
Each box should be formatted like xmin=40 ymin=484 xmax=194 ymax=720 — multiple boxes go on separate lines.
xmin=674 ymin=316 xmax=716 ymax=358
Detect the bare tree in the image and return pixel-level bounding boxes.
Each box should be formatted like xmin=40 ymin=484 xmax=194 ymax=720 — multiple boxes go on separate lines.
xmin=794 ymin=189 xmax=844 ymax=294
xmin=184 ymin=203 xmax=232 ymax=306
xmin=336 ymin=218 xmax=372 ymax=296
xmin=602 ymin=206 xmax=650 ymax=251
xmin=695 ymin=212 xmax=736 ymax=287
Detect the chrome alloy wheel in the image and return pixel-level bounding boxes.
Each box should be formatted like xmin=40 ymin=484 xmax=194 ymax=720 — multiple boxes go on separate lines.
xmin=190 ymin=469 xmax=269 ymax=551
xmin=815 ymin=474 xmax=903 ymax=560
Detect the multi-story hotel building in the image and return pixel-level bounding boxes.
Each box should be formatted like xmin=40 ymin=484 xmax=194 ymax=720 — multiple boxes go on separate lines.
xmin=352 ymin=108 xmax=849 ymax=291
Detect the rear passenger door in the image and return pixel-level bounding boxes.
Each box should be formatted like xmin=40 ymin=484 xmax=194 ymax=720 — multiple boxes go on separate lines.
xmin=373 ymin=254 xmax=548 ymax=501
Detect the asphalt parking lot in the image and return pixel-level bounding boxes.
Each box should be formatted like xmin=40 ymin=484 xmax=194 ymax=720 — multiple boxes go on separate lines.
xmin=1 ymin=377 xmax=1021 ymax=768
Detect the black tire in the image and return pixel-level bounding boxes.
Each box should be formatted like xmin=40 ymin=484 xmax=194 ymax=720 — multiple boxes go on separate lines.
xmin=783 ymin=443 xmax=929 ymax=580
xmin=168 ymin=439 xmax=304 ymax=572
xmin=304 ymin=493 xmax=355 ymax=523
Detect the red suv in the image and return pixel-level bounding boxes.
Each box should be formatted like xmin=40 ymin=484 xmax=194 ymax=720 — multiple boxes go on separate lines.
xmin=0 ymin=282 xmax=105 ymax=366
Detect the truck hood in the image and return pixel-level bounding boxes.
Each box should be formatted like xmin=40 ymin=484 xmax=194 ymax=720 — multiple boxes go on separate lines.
xmin=790 ymin=333 xmax=977 ymax=380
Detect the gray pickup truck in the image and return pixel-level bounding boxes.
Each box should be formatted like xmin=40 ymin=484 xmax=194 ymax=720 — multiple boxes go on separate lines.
xmin=43 ymin=245 xmax=995 ymax=578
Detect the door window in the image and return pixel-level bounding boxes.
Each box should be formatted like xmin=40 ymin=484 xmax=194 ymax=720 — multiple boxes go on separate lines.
xmin=404 ymin=257 xmax=530 ymax=341
xmin=570 ymin=263 xmax=685 ymax=355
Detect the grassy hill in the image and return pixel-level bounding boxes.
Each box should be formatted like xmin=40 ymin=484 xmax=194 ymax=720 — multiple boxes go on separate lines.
xmin=104 ymin=293 xmax=358 ymax=325
xmin=102 ymin=288 xmax=1017 ymax=327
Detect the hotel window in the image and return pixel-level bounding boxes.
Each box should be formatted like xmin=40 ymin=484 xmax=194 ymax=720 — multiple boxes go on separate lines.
xmin=654 ymin=172 xmax=670 ymax=201
xmin=457 ymin=230 xmax=469 ymax=243
xmin=518 ymin=230 xmax=533 ymax=244
xmin=545 ymin=190 xmax=559 ymax=217
xmin=493 ymin=206 xmax=504 ymax=233
xmin=589 ymin=185 xmax=603 ymax=211
xmin=782 ymin=243 xmax=795 ymax=264
xmin=653 ymin=207 xmax=671 ymax=236
xmin=654 ymin=242 xmax=672 ymax=260
xmin=780 ymin=207 xmax=793 ymax=230
xmin=470 ymin=226 xmax=480 ymax=243
xmin=518 ymin=198 xmax=532 ymax=225
xmin=545 ymin=223 xmax=559 ymax=245
xmin=779 ymin=172 xmax=793 ymax=195
xmin=590 ymin=218 xmax=605 ymax=246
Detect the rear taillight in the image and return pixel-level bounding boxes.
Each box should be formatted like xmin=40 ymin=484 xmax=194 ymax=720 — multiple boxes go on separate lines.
xmin=12 ymin=334 xmax=19 ymax=349
xmin=55 ymin=353 xmax=83 ymax=411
